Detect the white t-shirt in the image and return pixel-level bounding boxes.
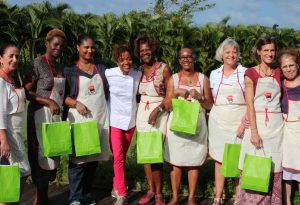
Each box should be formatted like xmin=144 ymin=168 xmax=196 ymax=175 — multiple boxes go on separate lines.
xmin=105 ymin=67 xmax=142 ymax=130
xmin=0 ymin=78 xmax=19 ymax=129
xmin=209 ymin=64 xmax=247 ymax=99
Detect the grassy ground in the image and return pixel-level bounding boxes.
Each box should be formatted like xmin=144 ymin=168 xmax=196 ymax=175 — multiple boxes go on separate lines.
xmin=32 ymin=134 xmax=300 ymax=204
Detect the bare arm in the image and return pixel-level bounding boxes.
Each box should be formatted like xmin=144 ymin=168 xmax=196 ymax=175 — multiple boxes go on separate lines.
xmin=245 ymin=76 xmax=262 ymax=148
xmin=148 ymin=66 xmax=172 ymax=125
xmin=0 ymin=129 xmax=10 ymax=158
xmin=201 ymin=75 xmax=213 ymax=110
xmin=64 ymin=97 xmax=88 ymax=116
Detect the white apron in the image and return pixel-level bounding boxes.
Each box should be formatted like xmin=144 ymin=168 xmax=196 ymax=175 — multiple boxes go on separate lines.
xmin=208 ymin=69 xmax=246 ymax=162
xmin=136 ymin=62 xmax=168 ymax=135
xmin=164 ymin=73 xmax=208 ymax=166
xmin=239 ymin=75 xmax=284 ymax=173
xmin=67 ymin=67 xmax=109 ymax=164
xmin=34 ymin=67 xmax=65 ymax=170
xmin=282 ymin=82 xmax=300 ymax=171
xmin=7 ymin=87 xmax=31 ymax=177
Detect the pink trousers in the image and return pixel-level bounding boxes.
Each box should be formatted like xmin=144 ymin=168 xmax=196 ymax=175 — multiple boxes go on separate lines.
xmin=110 ymin=126 xmax=135 ymax=196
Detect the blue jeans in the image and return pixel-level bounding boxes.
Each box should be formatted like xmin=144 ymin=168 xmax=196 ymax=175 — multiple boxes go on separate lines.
xmin=68 ymin=161 xmax=98 ymax=204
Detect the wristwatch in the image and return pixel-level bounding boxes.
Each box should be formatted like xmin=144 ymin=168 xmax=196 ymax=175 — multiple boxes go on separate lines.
xmin=73 ymin=100 xmax=78 ymax=108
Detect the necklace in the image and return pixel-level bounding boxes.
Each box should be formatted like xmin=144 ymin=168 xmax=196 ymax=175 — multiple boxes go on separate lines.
xmin=78 ymin=62 xmax=94 ymax=74
xmin=259 ymin=64 xmax=274 ymax=77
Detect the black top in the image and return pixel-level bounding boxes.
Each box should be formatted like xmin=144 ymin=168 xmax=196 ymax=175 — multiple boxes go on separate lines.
xmin=63 ymin=62 xmax=109 ymax=101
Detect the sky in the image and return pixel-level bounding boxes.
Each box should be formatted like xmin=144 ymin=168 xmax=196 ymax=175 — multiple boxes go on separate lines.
xmin=6 ymin=0 xmax=300 ymax=30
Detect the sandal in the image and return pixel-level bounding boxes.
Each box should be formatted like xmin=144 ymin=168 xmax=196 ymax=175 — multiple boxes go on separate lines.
xmin=138 ymin=191 xmax=155 ymax=204
xmin=212 ymin=198 xmax=223 ymax=205
xmin=155 ymin=194 xmax=165 ymax=205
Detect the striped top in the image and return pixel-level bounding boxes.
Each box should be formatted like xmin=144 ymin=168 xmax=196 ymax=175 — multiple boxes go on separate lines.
xmin=209 ymin=64 xmax=247 ymax=99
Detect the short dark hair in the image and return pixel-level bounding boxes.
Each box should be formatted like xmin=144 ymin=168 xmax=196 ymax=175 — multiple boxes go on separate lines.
xmin=0 ymin=42 xmax=18 ymax=57
xmin=77 ymin=34 xmax=94 ymax=46
xmin=112 ymin=44 xmax=132 ymax=62
xmin=134 ymin=34 xmax=160 ymax=58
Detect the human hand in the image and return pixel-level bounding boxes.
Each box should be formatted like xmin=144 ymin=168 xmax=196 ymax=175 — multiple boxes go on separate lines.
xmin=189 ymin=89 xmax=202 ymax=101
xmin=148 ymin=107 xmax=160 ymax=125
xmin=241 ymin=115 xmax=250 ymax=128
xmin=174 ymin=88 xmax=189 ymax=98
xmin=49 ymin=99 xmax=60 ymax=115
xmin=250 ymin=132 xmax=262 ymax=149
xmin=75 ymin=101 xmax=89 ymax=116
xmin=0 ymin=138 xmax=10 ymax=158
xmin=236 ymin=124 xmax=245 ymax=138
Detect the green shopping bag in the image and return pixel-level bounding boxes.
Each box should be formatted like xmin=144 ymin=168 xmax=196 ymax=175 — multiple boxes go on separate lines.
xmin=42 ymin=121 xmax=72 ymax=157
xmin=221 ymin=143 xmax=241 ymax=178
xmin=170 ymin=98 xmax=200 ymax=135
xmin=0 ymin=165 xmax=20 ymax=202
xmin=137 ymin=131 xmax=163 ymax=164
xmin=241 ymin=152 xmax=272 ymax=193
xmin=72 ymin=120 xmax=101 ymax=157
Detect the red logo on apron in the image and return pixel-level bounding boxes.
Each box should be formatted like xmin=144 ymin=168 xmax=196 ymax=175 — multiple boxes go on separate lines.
xmin=88 ymin=85 xmax=95 ymax=95
xmin=265 ymin=92 xmax=272 ymax=101
xmin=59 ymin=90 xmax=63 ymax=96
xmin=226 ymin=95 xmax=233 ymax=103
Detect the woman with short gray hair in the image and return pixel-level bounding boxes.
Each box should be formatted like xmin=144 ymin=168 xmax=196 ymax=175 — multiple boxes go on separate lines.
xmin=208 ymin=37 xmax=247 ymax=205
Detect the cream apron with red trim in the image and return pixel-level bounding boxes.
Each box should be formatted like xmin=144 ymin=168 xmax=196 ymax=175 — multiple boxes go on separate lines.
xmin=67 ymin=67 xmax=109 ymax=164
xmin=208 ymin=68 xmax=246 ymax=162
xmin=34 ymin=58 xmax=65 ymax=170
xmin=7 ymin=86 xmax=31 ymax=177
xmin=136 ymin=62 xmax=168 ymax=135
xmin=238 ymin=74 xmax=284 ymax=173
xmin=164 ymin=73 xmax=207 ymax=166
xmin=282 ymin=81 xmax=300 ymax=171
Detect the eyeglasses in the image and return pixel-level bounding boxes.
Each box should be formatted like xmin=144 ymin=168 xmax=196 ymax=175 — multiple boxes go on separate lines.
xmin=180 ymin=55 xmax=194 ymax=61
xmin=281 ymin=64 xmax=297 ymax=70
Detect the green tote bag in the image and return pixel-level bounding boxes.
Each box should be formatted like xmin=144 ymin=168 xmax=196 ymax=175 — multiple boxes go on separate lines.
xmin=0 ymin=165 xmax=20 ymax=203
xmin=72 ymin=120 xmax=101 ymax=157
xmin=42 ymin=121 xmax=72 ymax=157
xmin=170 ymin=98 xmax=200 ymax=135
xmin=137 ymin=131 xmax=163 ymax=164
xmin=241 ymin=152 xmax=272 ymax=193
xmin=221 ymin=143 xmax=241 ymax=178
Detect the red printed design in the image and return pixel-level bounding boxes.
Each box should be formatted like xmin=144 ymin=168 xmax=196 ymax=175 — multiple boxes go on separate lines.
xmin=226 ymin=95 xmax=233 ymax=103
xmin=59 ymin=90 xmax=63 ymax=96
xmin=265 ymin=92 xmax=272 ymax=101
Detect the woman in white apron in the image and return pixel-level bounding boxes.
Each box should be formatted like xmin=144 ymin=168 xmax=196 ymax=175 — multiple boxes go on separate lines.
xmin=64 ymin=35 xmax=110 ymax=205
xmin=134 ymin=34 xmax=172 ymax=205
xmin=278 ymin=49 xmax=300 ymax=205
xmin=208 ymin=38 xmax=247 ymax=205
xmin=235 ymin=36 xmax=284 ymax=204
xmin=106 ymin=45 xmax=142 ymax=205
xmin=0 ymin=43 xmax=30 ymax=205
xmin=24 ymin=29 xmax=66 ymax=205
xmin=164 ymin=48 xmax=213 ymax=205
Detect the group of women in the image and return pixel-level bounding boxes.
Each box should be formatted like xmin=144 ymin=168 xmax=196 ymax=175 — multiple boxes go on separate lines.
xmin=0 ymin=27 xmax=299 ymax=205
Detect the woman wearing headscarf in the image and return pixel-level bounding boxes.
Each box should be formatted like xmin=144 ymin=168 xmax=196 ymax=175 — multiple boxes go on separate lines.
xmin=24 ymin=28 xmax=66 ymax=205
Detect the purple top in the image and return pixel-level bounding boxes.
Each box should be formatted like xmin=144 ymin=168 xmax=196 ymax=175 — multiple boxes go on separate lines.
xmin=281 ymin=83 xmax=300 ymax=114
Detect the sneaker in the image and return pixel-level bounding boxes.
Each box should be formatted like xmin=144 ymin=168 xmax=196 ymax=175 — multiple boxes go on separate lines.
xmin=111 ymin=189 xmax=120 ymax=198
xmin=70 ymin=201 xmax=81 ymax=205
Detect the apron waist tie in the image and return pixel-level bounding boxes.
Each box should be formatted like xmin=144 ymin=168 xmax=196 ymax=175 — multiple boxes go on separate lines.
xmin=265 ymin=108 xmax=269 ymax=126
xmin=140 ymin=99 xmax=163 ymax=111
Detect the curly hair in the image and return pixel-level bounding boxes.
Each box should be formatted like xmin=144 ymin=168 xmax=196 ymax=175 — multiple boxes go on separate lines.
xmin=278 ymin=48 xmax=300 ymax=67
xmin=134 ymin=34 xmax=160 ymax=58
xmin=112 ymin=44 xmax=132 ymax=62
